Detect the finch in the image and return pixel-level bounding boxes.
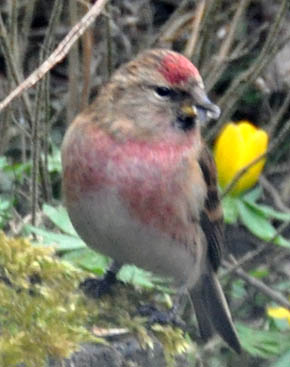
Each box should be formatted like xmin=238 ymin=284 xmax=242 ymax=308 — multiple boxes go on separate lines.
xmin=61 ymin=49 xmax=241 ymax=353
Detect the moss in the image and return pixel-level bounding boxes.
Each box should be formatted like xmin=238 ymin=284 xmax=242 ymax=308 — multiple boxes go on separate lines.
xmin=0 ymin=232 xmax=99 ymax=367
xmin=0 ymin=232 xmax=193 ymax=367
xmin=151 ymin=325 xmax=192 ymax=367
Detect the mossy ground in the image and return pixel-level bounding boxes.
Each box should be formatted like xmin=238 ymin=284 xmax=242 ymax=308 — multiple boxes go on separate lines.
xmin=0 ymin=233 xmax=191 ymax=367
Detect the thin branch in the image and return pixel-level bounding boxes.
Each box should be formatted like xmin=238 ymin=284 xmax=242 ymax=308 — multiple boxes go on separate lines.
xmin=207 ymin=0 xmax=288 ymax=141
xmin=270 ymin=117 xmax=290 ymax=153
xmin=9 ymin=0 xmax=19 ymax=63
xmin=42 ymin=74 xmax=53 ymax=202
xmin=184 ymin=0 xmax=206 ymax=59
xmin=268 ymin=88 xmax=290 ymax=137
xmin=221 ymin=220 xmax=290 ymax=279
xmin=20 ymin=0 xmax=37 ymax=64
xmin=105 ymin=5 xmax=113 ymax=79
xmin=152 ymin=0 xmax=190 ymax=46
xmin=221 ymin=245 xmax=267 ymax=279
xmin=0 ymin=0 xmax=110 ymax=113
xmin=157 ymin=12 xmax=194 ymax=45
xmin=223 ymin=255 xmax=290 ymax=309
xmin=267 ymin=163 xmax=290 ymax=176
xmin=205 ymin=0 xmax=251 ymax=90
xmin=196 ymin=0 xmax=223 ymax=70
xmin=31 ymin=0 xmax=63 ymax=224
xmin=81 ymin=2 xmax=93 ymax=110
xmin=0 ymin=12 xmax=34 ymax=124
xmin=260 ymin=175 xmax=290 ymax=213
xmin=67 ymin=0 xmax=81 ymax=124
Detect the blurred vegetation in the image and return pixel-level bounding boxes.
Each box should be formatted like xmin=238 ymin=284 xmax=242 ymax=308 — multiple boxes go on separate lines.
xmin=1 ymin=0 xmax=290 ymax=366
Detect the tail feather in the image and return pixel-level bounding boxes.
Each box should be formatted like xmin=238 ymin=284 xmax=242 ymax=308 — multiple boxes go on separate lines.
xmin=190 ymin=272 xmax=241 ymax=354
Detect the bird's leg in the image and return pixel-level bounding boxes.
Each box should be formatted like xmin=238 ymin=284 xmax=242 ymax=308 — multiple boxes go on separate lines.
xmin=80 ymin=261 xmax=122 ymax=298
xmin=138 ymin=291 xmax=186 ymax=329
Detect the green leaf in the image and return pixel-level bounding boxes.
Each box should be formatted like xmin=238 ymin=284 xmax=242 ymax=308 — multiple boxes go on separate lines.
xmin=238 ymin=201 xmax=290 ymax=248
xmin=237 ymin=323 xmax=290 ymax=358
xmin=0 ymin=197 xmax=13 ymax=228
xmin=5 ymin=161 xmax=31 ymax=180
xmin=249 ymin=268 xmax=269 ymax=279
xmin=0 ymin=156 xmax=8 ymax=169
xmin=269 ymin=316 xmax=290 ymax=332
xmin=273 ymin=235 xmax=290 ymax=249
xmin=237 ymin=200 xmax=277 ymax=240
xmin=46 ymin=147 xmax=62 ymax=173
xmin=26 ymin=225 xmax=86 ymax=252
xmin=231 ymin=279 xmax=247 ymax=299
xmin=62 ymin=248 xmax=109 ymax=274
xmin=0 ymin=198 xmax=11 ymax=212
xmin=43 ymin=204 xmax=77 ymax=235
xmin=243 ymin=200 xmax=290 ymax=222
xmin=119 ymin=265 xmax=171 ymax=291
xmin=222 ymin=195 xmax=239 ymax=224
xmin=242 ymin=186 xmax=262 ymax=202
xmin=271 ymin=349 xmax=290 ymax=367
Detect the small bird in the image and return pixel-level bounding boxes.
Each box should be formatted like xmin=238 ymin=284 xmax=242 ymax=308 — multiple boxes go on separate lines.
xmin=61 ymin=49 xmax=241 ymax=353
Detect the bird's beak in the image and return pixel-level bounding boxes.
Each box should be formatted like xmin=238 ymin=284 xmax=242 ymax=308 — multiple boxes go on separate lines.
xmin=191 ymin=85 xmax=221 ymax=122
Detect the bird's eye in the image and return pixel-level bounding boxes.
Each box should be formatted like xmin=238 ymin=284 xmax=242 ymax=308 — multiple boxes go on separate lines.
xmin=154 ymin=86 xmax=172 ymax=98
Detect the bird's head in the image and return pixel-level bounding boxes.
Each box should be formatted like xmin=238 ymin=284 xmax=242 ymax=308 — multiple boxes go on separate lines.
xmin=98 ymin=49 xmax=220 ymax=140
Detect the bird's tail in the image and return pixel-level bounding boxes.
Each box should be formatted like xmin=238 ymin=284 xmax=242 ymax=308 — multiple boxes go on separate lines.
xmin=190 ymin=271 xmax=241 ymax=354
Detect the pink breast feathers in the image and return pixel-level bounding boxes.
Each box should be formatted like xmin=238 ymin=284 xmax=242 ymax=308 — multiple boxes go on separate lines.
xmin=63 ymin=125 xmax=195 ymax=240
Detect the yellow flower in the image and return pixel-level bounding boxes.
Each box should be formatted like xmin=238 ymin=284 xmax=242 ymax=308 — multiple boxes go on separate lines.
xmin=267 ymin=307 xmax=290 ymax=326
xmin=214 ymin=121 xmax=268 ymax=195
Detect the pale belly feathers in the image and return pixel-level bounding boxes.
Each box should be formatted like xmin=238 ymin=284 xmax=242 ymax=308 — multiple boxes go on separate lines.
xmin=66 ymin=188 xmax=204 ymax=289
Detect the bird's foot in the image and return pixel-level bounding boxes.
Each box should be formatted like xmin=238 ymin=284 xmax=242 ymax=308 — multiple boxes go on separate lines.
xmin=80 ymin=269 xmax=117 ymax=298
xmin=138 ymin=304 xmax=185 ymax=329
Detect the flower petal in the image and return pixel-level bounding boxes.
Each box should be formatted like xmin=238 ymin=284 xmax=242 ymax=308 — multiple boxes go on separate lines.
xmin=232 ymin=127 xmax=268 ymax=194
xmin=267 ymin=306 xmax=290 ymax=325
xmin=214 ymin=123 xmax=242 ymax=189
xmin=214 ymin=120 xmax=269 ymax=195
xmin=238 ymin=121 xmax=257 ymax=141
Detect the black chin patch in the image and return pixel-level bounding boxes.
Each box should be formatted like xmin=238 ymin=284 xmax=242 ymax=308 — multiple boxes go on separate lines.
xmin=176 ymin=115 xmax=196 ymax=131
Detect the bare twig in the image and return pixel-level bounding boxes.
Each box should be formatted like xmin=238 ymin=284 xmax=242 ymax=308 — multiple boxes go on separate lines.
xmin=105 ymin=5 xmax=113 ymax=79
xmin=31 ymin=0 xmax=63 ymax=224
xmin=196 ymin=0 xmax=223 ymax=69
xmin=206 ymin=0 xmax=251 ymax=90
xmin=260 ymin=175 xmax=290 ymax=213
xmin=184 ymin=0 xmax=206 ymax=59
xmin=152 ymin=0 xmax=190 ymax=46
xmin=207 ymin=0 xmax=288 ymax=141
xmin=81 ymin=2 xmax=93 ymax=110
xmin=0 ymin=12 xmax=34 ymax=124
xmin=223 ymin=255 xmax=290 ymax=309
xmin=222 ymin=219 xmax=290 ymax=280
xmin=221 ymin=245 xmax=267 ymax=279
xmin=9 ymin=0 xmax=19 ymax=63
xmin=31 ymin=79 xmax=43 ymax=225
xmin=0 ymin=0 xmax=110 ymax=113
xmin=157 ymin=12 xmax=194 ymax=45
xmin=67 ymin=0 xmax=81 ymax=124
xmin=267 ymin=163 xmax=290 ymax=176
xmin=270 ymin=117 xmax=290 ymax=154
xmin=268 ymin=88 xmax=290 ymax=137
xmin=221 ymin=217 xmax=290 ymax=310
xmin=20 ymin=0 xmax=37 ymax=64
xmin=42 ymin=74 xmax=53 ymax=202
